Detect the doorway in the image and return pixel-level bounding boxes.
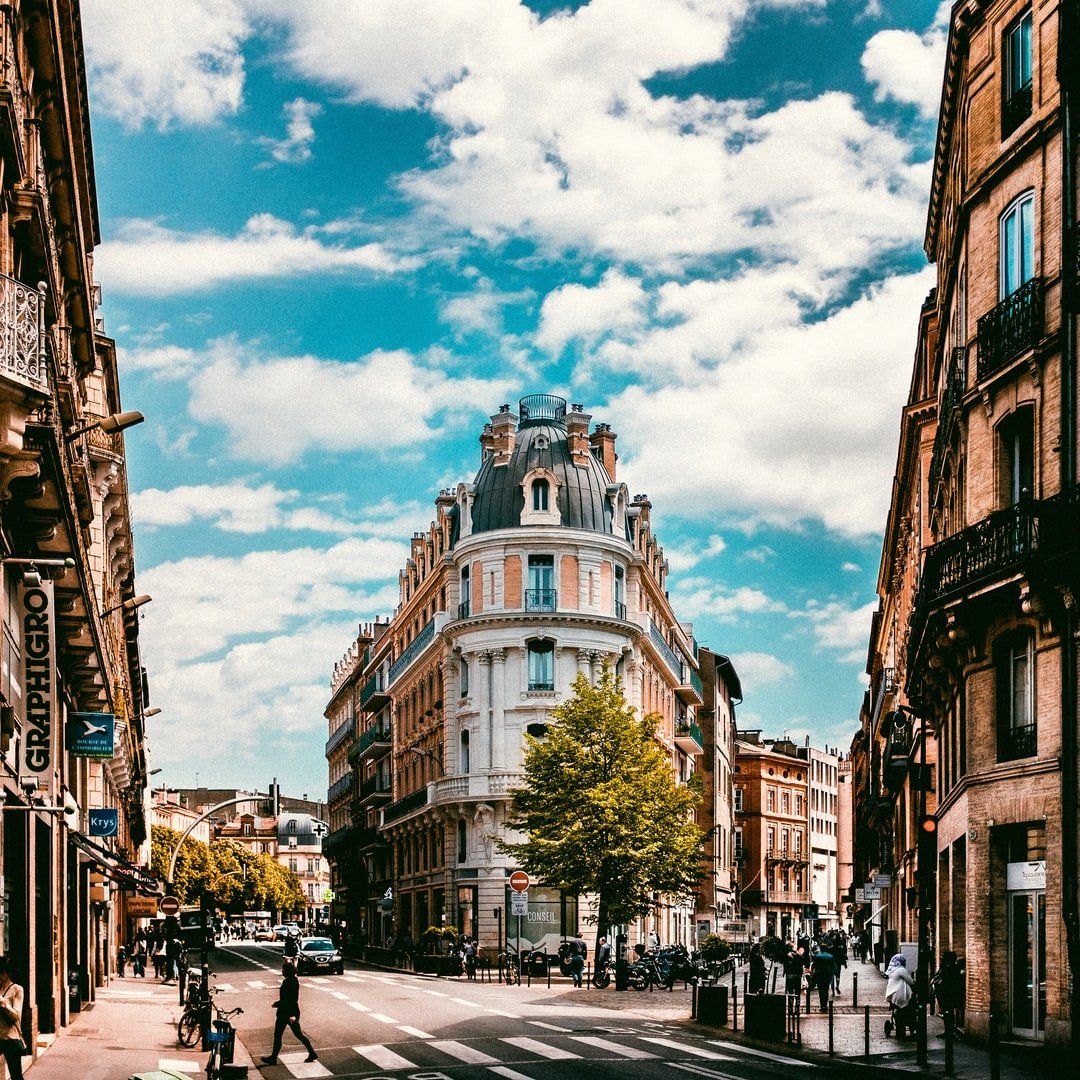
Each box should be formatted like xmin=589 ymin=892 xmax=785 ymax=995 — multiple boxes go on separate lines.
xmin=1008 ymin=889 xmax=1045 ymax=1039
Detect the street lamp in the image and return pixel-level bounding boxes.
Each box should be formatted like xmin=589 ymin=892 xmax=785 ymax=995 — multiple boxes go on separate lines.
xmin=143 ymin=708 xmax=161 ymax=719
xmin=65 ymin=410 xmax=145 ymax=442
xmin=0 ymin=556 xmax=75 ymax=587
xmin=408 ymin=745 xmax=444 ymax=777
xmin=102 ymin=594 xmax=151 ymax=617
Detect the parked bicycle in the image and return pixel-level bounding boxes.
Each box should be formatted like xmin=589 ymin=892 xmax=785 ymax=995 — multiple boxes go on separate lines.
xmin=205 ymin=1000 xmax=244 ymax=1080
xmin=177 ymin=979 xmax=220 ymax=1047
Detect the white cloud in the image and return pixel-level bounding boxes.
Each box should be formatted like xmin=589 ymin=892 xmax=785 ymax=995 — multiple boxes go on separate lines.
xmin=671 ymin=583 xmax=787 ymax=623
xmin=861 ymin=2 xmax=950 ymax=119
xmin=607 ymin=268 xmax=935 ymax=536
xmin=841 ymin=561 xmax=861 ymax=573
xmin=82 ymin=0 xmax=250 ymax=129
xmin=96 ymin=215 xmax=418 ymax=296
xmin=798 ymin=599 xmax=878 ymax=662
xmin=536 ymin=270 xmax=649 ymax=354
xmin=258 ymin=97 xmax=322 ymax=165
xmin=705 ymin=535 xmax=727 ymax=556
xmin=743 ymin=545 xmax=776 ymax=563
xmin=730 ymin=651 xmax=795 ymax=691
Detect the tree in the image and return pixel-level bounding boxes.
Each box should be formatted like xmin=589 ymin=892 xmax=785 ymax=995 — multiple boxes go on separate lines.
xmin=499 ymin=667 xmax=704 ymax=956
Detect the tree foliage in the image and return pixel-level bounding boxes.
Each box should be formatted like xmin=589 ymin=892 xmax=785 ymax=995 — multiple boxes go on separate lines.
xmin=150 ymin=825 xmax=305 ymax=915
xmin=499 ymin=668 xmax=704 ymax=950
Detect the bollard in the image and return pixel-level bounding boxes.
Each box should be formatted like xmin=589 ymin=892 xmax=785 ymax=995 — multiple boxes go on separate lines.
xmin=828 ymin=998 xmax=835 ymax=1057
xmin=587 ymin=961 xmax=591 ymax=989
xmin=731 ymin=965 xmax=736 ymax=992
xmin=527 ymin=959 xmax=532 ymax=988
xmin=547 ymin=958 xmax=551 ymax=990
xmin=989 ymin=1010 xmax=1001 ymax=1080
xmin=796 ymin=997 xmax=801 ymax=1047
xmin=944 ymin=1012 xmax=955 ymax=1076
xmin=853 ymin=971 xmax=858 ymax=1008
xmin=691 ymin=980 xmax=698 ymax=1019
xmin=732 ymin=984 xmax=738 ymax=1032
xmin=805 ymin=981 xmax=811 ymax=1014
xmin=864 ymin=1005 xmax=871 ymax=1059
xmin=743 ymin=969 xmax=748 ymax=994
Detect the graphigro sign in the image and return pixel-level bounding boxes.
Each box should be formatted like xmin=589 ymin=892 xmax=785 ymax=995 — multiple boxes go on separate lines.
xmin=19 ymin=580 xmax=56 ymax=798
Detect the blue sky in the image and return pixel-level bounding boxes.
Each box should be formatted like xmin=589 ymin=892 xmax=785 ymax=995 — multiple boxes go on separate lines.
xmin=81 ymin=0 xmax=948 ymax=795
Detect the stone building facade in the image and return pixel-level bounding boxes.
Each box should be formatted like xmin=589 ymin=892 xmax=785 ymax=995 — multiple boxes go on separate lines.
xmin=853 ymin=0 xmax=1080 ymax=1044
xmin=326 ymin=395 xmax=731 ymax=954
xmin=0 ymin=0 xmax=151 ymax=1057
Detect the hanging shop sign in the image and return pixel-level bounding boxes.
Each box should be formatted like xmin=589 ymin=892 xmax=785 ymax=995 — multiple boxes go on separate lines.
xmin=126 ymin=895 xmax=159 ymax=918
xmin=19 ymin=580 xmax=56 ymax=797
xmin=68 ymin=712 xmax=115 ymax=758
xmin=88 ymin=808 xmax=119 ymax=837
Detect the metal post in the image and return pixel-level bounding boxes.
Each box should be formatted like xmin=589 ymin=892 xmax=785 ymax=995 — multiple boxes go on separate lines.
xmin=732 ymin=984 xmax=738 ymax=1032
xmin=989 ymin=1010 xmax=1001 ymax=1080
xmin=828 ymin=998 xmax=834 ymax=1056
xmin=743 ymin=969 xmax=748 ymax=994
xmin=916 ymin=714 xmax=930 ymax=1069
xmin=944 ymin=1011 xmax=955 ymax=1076
xmin=853 ymin=971 xmax=858 ymax=1008
xmin=517 ymin=915 xmax=522 ymax=989
xmin=805 ymin=980 xmax=811 ymax=1013
xmin=864 ymin=1004 xmax=871 ymax=1058
xmin=547 ymin=954 xmax=551 ymax=989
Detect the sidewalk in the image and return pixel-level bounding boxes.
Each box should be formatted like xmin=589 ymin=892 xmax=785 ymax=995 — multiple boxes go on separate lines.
xmin=23 ymin=974 xmax=254 ymax=1080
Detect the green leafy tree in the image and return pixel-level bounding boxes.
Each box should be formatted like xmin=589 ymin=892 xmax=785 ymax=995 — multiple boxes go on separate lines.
xmin=499 ymin=667 xmax=704 ymax=955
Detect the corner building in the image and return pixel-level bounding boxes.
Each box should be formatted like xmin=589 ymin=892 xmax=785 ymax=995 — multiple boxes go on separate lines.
xmin=327 ymin=396 xmax=723 ymax=955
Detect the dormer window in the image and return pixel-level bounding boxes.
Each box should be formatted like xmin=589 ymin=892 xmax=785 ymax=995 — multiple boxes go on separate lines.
xmin=532 ymin=478 xmax=550 ymax=511
xmin=520 ymin=468 xmax=561 ymax=526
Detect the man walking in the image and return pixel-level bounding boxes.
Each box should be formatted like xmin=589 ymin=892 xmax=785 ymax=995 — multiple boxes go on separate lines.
xmin=0 ymin=957 xmax=25 ymax=1080
xmin=261 ymin=961 xmax=317 ymax=1066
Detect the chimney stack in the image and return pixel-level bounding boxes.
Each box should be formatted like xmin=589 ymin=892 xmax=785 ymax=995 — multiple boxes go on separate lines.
xmin=566 ymin=403 xmax=592 ymax=469
xmin=490 ymin=404 xmax=518 ymax=467
xmin=590 ymin=422 xmax=617 ymax=480
xmin=479 ymin=422 xmax=494 ymax=463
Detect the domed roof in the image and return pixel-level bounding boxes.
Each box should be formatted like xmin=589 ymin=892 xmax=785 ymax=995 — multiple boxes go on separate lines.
xmin=470 ymin=396 xmax=615 ymax=535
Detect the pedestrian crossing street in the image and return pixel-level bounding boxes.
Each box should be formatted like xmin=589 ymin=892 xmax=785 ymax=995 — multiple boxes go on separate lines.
xmin=257 ymin=1027 xmax=818 ymax=1077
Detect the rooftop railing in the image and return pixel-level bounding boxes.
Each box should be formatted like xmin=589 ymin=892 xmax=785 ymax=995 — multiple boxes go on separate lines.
xmin=518 ymin=394 xmax=567 ymax=423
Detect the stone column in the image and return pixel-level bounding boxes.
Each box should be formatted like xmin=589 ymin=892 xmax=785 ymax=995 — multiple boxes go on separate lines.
xmin=576 ymin=649 xmax=591 ymax=680
xmin=476 ymin=651 xmax=493 ymax=771
xmin=490 ymin=649 xmax=507 ymax=770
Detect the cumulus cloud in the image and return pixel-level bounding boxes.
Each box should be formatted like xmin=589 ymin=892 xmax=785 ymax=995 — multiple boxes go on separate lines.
xmin=83 ymin=0 xmax=250 ymax=129
xmin=96 ymin=215 xmax=418 ymax=296
xmin=258 ymin=97 xmax=322 ymax=165
xmin=535 ymin=270 xmax=649 ymax=355
xmin=798 ymin=599 xmax=878 ymax=662
xmin=671 ymin=582 xmax=787 ymax=623
xmin=862 ymin=2 xmax=950 ymax=118
xmin=730 ymin=651 xmax=795 ymax=691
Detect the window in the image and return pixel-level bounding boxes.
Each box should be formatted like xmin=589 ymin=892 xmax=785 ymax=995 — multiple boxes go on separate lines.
xmin=733 ymin=787 xmax=743 ymax=812
xmin=614 ymin=566 xmax=626 ymax=617
xmin=1002 ymin=11 xmax=1033 ymax=137
xmin=733 ymin=827 xmax=743 ymax=860
xmin=796 ymin=794 xmax=805 ymax=817
xmin=781 ymin=791 xmax=790 ymax=815
xmin=767 ymin=826 xmax=775 ymax=852
xmin=458 ymin=820 xmax=468 ymax=863
xmin=1000 ymin=193 xmax=1035 ymax=300
xmin=460 ymin=729 xmax=470 ymax=773
xmin=532 ymin=478 xmax=550 ymax=511
xmin=289 ymin=857 xmax=297 ymax=872
xmin=527 ymin=640 xmax=555 ymax=691
xmin=460 ymin=658 xmax=469 ymax=697
xmin=793 ymin=830 xmax=802 ymax=854
xmin=766 ymin=787 xmax=776 ymax=812
xmin=996 ymin=629 xmax=1036 ymax=761
xmin=526 ymin=555 xmax=555 ymax=611
xmin=1000 ymin=408 xmax=1035 ymax=505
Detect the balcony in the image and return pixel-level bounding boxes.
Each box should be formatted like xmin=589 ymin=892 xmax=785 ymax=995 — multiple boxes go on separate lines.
xmin=358 ymin=774 xmax=392 ymax=804
xmin=765 ymin=848 xmax=810 ymax=866
xmin=518 ymin=393 xmax=566 ymax=423
xmin=977 ymin=278 xmax=1043 ymax=381
xmin=349 ymin=723 xmax=392 ymax=764
xmin=525 ymin=588 xmax=556 ymax=612
xmin=432 ymin=771 xmax=525 ymax=804
xmin=322 ymin=825 xmax=353 ymax=858
xmin=327 ymin=773 xmax=355 ymax=804
xmin=0 ymin=273 xmax=46 ymax=394
xmin=383 ymin=785 xmax=429 ymax=826
xmin=738 ymin=889 xmax=812 ymax=907
xmin=458 ymin=599 xmax=471 ymax=619
xmin=675 ymin=664 xmax=704 ymax=706
xmin=325 ymin=716 xmax=356 ymax=757
xmin=0 ymin=9 xmax=28 ymax=180
xmin=674 ymin=719 xmax=704 ymax=755
xmin=360 ymin=673 xmax=390 ymax=710
xmin=387 ymin=617 xmax=436 ymax=686
xmin=998 ymin=722 xmax=1037 ymax=762
xmin=614 ymin=601 xmax=627 ymax=620
xmin=929 ymin=347 xmax=967 ymax=491
xmin=1002 ymin=82 xmax=1032 ymax=138
xmin=356 ymin=826 xmax=388 ymax=851
xmin=648 ymin=619 xmax=683 ymax=677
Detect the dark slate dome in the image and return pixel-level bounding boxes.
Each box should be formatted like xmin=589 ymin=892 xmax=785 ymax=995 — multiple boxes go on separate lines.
xmin=470 ymin=395 xmax=615 ymax=535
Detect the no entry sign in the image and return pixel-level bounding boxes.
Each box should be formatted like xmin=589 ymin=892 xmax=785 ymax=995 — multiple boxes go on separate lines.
xmin=158 ymin=895 xmax=181 ymax=917
xmin=509 ymin=870 xmax=530 ymax=893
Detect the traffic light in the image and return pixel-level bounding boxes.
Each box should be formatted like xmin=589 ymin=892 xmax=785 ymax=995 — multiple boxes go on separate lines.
xmin=917 ymin=816 xmax=937 ymax=906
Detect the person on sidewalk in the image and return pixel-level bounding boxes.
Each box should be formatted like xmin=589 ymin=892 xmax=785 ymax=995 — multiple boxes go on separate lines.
xmin=884 ymin=954 xmax=916 ymax=1038
xmin=810 ymin=947 xmax=833 ymax=1011
xmin=0 ymin=957 xmax=26 ymax=1080
xmin=748 ymin=944 xmax=766 ymax=994
xmin=784 ymin=946 xmax=804 ymax=998
xmin=261 ymin=961 xmax=317 ymax=1066
xmin=932 ymin=951 xmax=963 ymax=1030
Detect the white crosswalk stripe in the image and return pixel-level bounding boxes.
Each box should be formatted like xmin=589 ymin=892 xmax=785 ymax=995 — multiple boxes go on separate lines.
xmin=569 ymin=1035 xmax=657 ymax=1059
xmin=488 ymin=1068 xmax=536 ymax=1080
xmin=347 ymin=1001 xmax=370 ymax=1012
xmin=500 ymin=1036 xmax=580 ymax=1060
xmin=340 ymin=974 xmax=363 ymax=982
xmin=706 ymin=1040 xmax=815 ymax=1066
xmin=353 ymin=1044 xmax=418 ymax=1070
xmin=369 ymin=1012 xmax=399 ymax=1024
xmin=397 ymin=1025 xmax=434 ymax=1039
xmin=527 ymin=1020 xmax=571 ymax=1032
xmin=430 ymin=1039 xmax=501 ymax=1064
xmin=214 ymin=983 xmax=235 ymax=992
xmin=277 ymin=1050 xmax=331 ymax=1078
xmin=246 ymin=980 xmax=268 ymax=989
xmin=485 ymin=1007 xmax=522 ymax=1018
xmin=641 ymin=1037 xmax=733 ymax=1060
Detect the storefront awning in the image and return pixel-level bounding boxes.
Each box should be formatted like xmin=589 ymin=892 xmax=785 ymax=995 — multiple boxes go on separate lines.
xmin=70 ymin=832 xmax=159 ymax=894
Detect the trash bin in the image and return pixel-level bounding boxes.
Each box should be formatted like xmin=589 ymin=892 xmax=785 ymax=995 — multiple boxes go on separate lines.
xmin=744 ymin=993 xmax=786 ymax=1041
xmin=697 ymin=985 xmax=729 ymax=1026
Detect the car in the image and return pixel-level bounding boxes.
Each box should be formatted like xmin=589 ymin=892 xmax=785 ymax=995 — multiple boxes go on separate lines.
xmin=295 ymin=936 xmax=343 ymax=975
xmin=270 ymin=925 xmax=289 ymax=941
xmin=253 ymin=927 xmax=275 ymax=941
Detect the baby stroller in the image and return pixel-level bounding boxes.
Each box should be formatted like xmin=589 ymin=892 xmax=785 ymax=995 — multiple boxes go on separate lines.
xmin=883 ymin=954 xmax=917 ymax=1038
xmin=884 ymin=993 xmax=918 ymax=1038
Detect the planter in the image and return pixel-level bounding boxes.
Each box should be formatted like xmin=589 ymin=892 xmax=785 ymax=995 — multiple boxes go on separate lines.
xmin=743 ymin=993 xmax=786 ymax=1041
xmin=696 ymin=985 xmax=729 ymax=1026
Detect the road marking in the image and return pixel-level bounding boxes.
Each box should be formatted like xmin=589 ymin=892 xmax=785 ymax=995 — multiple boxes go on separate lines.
xmin=347 ymin=1001 xmax=370 ymax=1012
xmin=215 ymin=983 xmax=235 ymax=992
xmin=369 ymin=1012 xmax=399 ymax=1024
xmin=569 ymin=1036 xmax=656 ymax=1059
xmin=430 ymin=1039 xmax=501 ymax=1064
xmin=450 ymin=997 xmax=485 ymax=1009
xmin=157 ymin=1059 xmax=201 ymax=1072
xmin=640 ymin=1037 xmax=733 ymax=1060
xmin=246 ymin=980 xmax=268 ymax=989
xmin=500 ymin=1036 xmax=580 ymax=1060
xmin=489 ymin=1068 xmax=535 ymax=1080
xmin=330 ymin=990 xmax=350 ymax=999
xmin=666 ymin=1064 xmax=744 ymax=1080
xmin=340 ymin=975 xmax=364 ymax=982
xmin=527 ymin=1021 xmax=571 ymax=1032
xmin=706 ymin=1041 xmax=815 ymax=1067
xmin=99 ymin=989 xmax=156 ymax=998
xmin=353 ymin=1044 xmax=417 ymax=1070
xmin=421 ymin=988 xmax=448 ymax=997
xmin=397 ymin=1025 xmax=434 ymax=1039
xmin=485 ymin=1008 xmax=522 ymax=1018
xmin=277 ymin=1051 xmax=331 ymax=1078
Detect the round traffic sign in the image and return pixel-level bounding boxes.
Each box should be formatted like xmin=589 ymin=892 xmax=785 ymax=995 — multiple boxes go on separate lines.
xmin=158 ymin=895 xmax=180 ymax=916
xmin=322 ymin=889 xmax=335 ymax=903
xmin=509 ymin=871 xmax=530 ymax=893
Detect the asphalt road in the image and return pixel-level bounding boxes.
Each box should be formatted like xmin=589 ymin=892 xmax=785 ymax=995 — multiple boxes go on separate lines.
xmin=208 ymin=942 xmax=837 ymax=1080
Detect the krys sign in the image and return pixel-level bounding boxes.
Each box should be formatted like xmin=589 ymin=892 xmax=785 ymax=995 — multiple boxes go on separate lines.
xmin=19 ymin=580 xmax=56 ymax=798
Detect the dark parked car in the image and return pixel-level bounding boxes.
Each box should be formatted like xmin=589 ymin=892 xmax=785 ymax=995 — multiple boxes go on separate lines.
xmin=296 ymin=936 xmax=344 ymax=975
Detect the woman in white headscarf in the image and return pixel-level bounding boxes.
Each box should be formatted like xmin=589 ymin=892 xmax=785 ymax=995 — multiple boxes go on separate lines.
xmin=883 ymin=954 xmax=915 ymax=1038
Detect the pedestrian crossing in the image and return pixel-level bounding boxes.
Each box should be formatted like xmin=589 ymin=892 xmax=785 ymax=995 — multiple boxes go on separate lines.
xmin=258 ymin=1028 xmax=817 ymax=1077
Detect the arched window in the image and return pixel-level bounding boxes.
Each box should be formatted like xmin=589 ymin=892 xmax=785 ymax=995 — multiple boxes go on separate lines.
xmin=995 ymin=628 xmax=1036 ymax=761
xmin=460 ymin=729 xmax=470 ymax=773
xmin=532 ymin=478 xmax=550 ymax=511
xmin=1000 ymin=192 xmax=1034 ymax=300
xmin=527 ymin=639 xmax=555 ymax=691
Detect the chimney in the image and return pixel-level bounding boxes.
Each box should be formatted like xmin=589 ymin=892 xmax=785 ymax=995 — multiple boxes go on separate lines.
xmin=566 ymin=403 xmax=592 ymax=469
xmin=479 ymin=422 xmax=494 ymax=463
xmin=490 ymin=404 xmax=518 ymax=467
xmin=590 ymin=422 xmax=617 ymax=480
xmin=631 ymin=492 xmax=651 ymax=527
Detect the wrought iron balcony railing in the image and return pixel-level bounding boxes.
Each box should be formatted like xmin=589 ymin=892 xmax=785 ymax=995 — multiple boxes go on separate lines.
xmin=383 ymin=785 xmax=429 ymax=825
xmin=348 ymin=723 xmax=392 ymax=764
xmin=458 ymin=598 xmax=471 ymax=619
xmin=322 ymin=825 xmax=353 ymax=856
xmin=977 ymin=278 xmax=1043 ymax=381
xmin=674 ymin=719 xmax=704 ymax=752
xmin=325 ymin=716 xmax=355 ymax=757
xmin=0 ymin=273 xmax=46 ymax=394
xmin=359 ymin=673 xmax=387 ymax=708
xmin=648 ymin=619 xmax=683 ymax=677
xmin=328 ymin=773 xmax=355 ymax=803
xmin=527 ymin=679 xmax=555 ymax=692
xmin=1002 ymin=82 xmax=1032 ymax=138
xmin=359 ymin=774 xmax=392 ymax=802
xmin=929 ymin=347 xmax=967 ymax=490
xmin=998 ymin=722 xmax=1037 ymax=762
xmin=387 ymin=617 xmax=436 ymax=685
xmin=614 ymin=601 xmax=627 ymax=620
xmin=525 ymin=588 xmax=557 ymax=612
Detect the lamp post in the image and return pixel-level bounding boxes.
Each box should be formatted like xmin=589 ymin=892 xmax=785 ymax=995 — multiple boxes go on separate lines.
xmin=64 ymin=410 xmax=145 ymax=442
xmin=102 ymin=593 xmax=151 ymax=618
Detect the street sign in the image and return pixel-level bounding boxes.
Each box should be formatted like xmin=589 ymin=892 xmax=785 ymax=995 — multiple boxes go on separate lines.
xmin=68 ymin=712 xmax=115 ymax=758
xmin=855 ymin=888 xmax=865 ymax=902
xmin=509 ymin=870 xmax=530 ymax=893
xmin=322 ymin=889 xmax=335 ymax=903
xmin=126 ymin=895 xmax=158 ymax=917
xmin=862 ymin=885 xmax=881 ymax=900
xmin=511 ymin=891 xmax=528 ymax=916
xmin=873 ymin=873 xmax=893 ymax=887
xmin=88 ymin=808 xmax=119 ymax=837
xmin=159 ymin=895 xmax=181 ymax=917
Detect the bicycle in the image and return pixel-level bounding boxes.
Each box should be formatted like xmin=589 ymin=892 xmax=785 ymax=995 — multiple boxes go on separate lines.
xmin=501 ymin=950 xmax=520 ymax=985
xmin=205 ymin=1001 xmax=244 ymax=1080
xmin=177 ymin=982 xmax=221 ymax=1048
